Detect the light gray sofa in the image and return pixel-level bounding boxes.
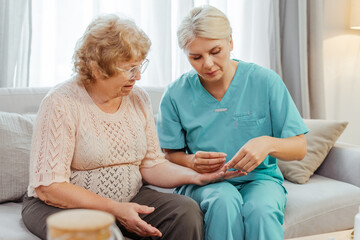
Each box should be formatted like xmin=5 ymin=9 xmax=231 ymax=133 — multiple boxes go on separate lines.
xmin=1 ymin=87 xmax=360 ymax=240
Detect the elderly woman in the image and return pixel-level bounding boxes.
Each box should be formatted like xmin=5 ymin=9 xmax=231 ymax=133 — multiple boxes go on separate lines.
xmin=21 ymin=14 xmax=243 ymax=240
xmin=156 ymin=5 xmax=308 ymax=240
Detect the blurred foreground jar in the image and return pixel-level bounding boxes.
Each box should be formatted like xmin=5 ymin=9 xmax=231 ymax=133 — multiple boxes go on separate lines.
xmin=46 ymin=209 xmax=124 ymax=240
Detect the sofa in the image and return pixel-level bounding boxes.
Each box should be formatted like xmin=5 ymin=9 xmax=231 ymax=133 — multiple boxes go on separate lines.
xmin=1 ymin=86 xmax=360 ymax=240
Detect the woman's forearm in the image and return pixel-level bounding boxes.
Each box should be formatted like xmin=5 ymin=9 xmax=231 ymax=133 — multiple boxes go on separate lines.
xmin=140 ymin=161 xmax=198 ymax=188
xmin=35 ymin=182 xmax=117 ymax=212
xmin=140 ymin=160 xmax=244 ymax=188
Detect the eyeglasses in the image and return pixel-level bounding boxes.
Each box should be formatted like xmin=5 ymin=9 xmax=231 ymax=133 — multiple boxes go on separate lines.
xmin=116 ymin=58 xmax=149 ymax=80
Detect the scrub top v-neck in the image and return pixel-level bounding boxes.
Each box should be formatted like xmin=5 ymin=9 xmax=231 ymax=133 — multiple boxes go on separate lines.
xmin=157 ymin=60 xmax=308 ymax=183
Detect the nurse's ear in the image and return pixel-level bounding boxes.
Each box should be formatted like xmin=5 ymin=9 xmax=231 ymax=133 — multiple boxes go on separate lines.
xmin=228 ymin=35 xmax=234 ymax=52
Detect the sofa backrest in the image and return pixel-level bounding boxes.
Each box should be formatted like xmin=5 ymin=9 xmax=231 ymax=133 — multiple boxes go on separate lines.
xmin=0 ymin=86 xmax=165 ymax=115
xmin=0 ymin=87 xmax=50 ymax=114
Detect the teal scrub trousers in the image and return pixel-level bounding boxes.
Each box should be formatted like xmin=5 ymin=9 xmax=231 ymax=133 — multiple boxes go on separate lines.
xmin=176 ymin=179 xmax=287 ymax=240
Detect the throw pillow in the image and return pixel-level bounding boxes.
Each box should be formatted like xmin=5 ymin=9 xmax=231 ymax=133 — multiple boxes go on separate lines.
xmin=278 ymin=119 xmax=348 ymax=184
xmin=0 ymin=112 xmax=36 ymax=203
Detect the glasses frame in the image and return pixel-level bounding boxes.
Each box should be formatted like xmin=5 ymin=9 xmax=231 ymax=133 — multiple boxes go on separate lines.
xmin=116 ymin=58 xmax=149 ymax=80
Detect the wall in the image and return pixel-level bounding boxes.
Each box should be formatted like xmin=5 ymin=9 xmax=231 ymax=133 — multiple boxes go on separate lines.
xmin=323 ymin=0 xmax=360 ymax=145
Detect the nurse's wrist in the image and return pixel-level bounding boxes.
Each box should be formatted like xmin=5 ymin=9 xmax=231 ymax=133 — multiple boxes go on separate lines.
xmin=261 ymin=135 xmax=277 ymax=156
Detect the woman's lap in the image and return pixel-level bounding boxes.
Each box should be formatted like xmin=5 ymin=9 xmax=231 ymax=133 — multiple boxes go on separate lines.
xmin=123 ymin=186 xmax=203 ymax=239
xmin=22 ymin=195 xmax=69 ymax=239
xmin=22 ymin=186 xmax=203 ymax=240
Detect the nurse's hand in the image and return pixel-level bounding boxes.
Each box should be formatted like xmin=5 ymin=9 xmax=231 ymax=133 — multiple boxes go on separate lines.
xmin=224 ymin=136 xmax=272 ymax=173
xmin=191 ymin=151 xmax=227 ymax=173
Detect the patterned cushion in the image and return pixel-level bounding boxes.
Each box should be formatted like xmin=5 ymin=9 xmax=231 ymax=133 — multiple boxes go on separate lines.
xmin=0 ymin=112 xmax=35 ymax=203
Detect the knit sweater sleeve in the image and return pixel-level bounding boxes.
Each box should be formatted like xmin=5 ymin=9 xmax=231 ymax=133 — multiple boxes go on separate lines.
xmin=135 ymin=88 xmax=168 ymax=168
xmin=28 ymin=91 xmax=76 ymax=197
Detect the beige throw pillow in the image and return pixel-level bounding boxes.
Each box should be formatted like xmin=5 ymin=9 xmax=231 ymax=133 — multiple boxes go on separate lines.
xmin=0 ymin=112 xmax=36 ymax=203
xmin=278 ymin=119 xmax=348 ymax=184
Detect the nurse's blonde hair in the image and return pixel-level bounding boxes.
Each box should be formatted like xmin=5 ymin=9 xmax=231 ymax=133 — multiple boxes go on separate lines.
xmin=177 ymin=5 xmax=232 ymax=50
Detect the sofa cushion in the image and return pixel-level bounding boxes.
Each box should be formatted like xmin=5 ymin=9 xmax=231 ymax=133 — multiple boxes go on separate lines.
xmin=283 ymin=174 xmax=360 ymax=238
xmin=0 ymin=112 xmax=35 ymax=203
xmin=278 ymin=119 xmax=348 ymax=184
xmin=0 ymin=202 xmax=40 ymax=240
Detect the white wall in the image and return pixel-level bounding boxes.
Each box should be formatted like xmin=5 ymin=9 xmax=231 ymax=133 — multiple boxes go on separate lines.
xmin=323 ymin=0 xmax=360 ymax=145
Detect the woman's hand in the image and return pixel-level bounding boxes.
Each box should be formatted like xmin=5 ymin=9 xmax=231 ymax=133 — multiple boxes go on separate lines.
xmin=192 ymin=165 xmax=247 ymax=185
xmin=225 ymin=136 xmax=272 ymax=173
xmin=190 ymin=151 xmax=227 ymax=173
xmin=113 ymin=202 xmax=162 ymax=237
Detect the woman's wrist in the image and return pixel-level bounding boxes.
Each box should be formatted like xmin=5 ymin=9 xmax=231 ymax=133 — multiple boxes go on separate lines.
xmin=189 ymin=171 xmax=202 ymax=185
xmin=186 ymin=154 xmax=196 ymax=170
xmin=102 ymin=198 xmax=120 ymax=215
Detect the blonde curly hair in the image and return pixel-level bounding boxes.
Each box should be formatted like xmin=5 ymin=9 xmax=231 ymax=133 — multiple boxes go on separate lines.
xmin=73 ymin=14 xmax=151 ymax=85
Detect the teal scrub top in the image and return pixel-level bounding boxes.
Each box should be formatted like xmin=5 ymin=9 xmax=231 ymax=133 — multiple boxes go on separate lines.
xmin=156 ymin=60 xmax=309 ymax=184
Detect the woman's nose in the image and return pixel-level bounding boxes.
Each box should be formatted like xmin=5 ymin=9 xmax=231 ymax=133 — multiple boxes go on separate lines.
xmin=132 ymin=70 xmax=142 ymax=81
xmin=203 ymin=56 xmax=214 ymax=69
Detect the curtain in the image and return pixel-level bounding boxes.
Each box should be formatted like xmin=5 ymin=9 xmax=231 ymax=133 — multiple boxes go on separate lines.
xmin=27 ymin=0 xmax=256 ymax=88
xmin=276 ymin=0 xmax=325 ymax=119
xmin=172 ymin=0 xmax=194 ymax=82
xmin=28 ymin=0 xmax=175 ymax=87
xmin=0 ymin=0 xmax=326 ymax=121
xmin=307 ymin=0 xmax=325 ymax=119
xmin=235 ymin=0 xmax=281 ymax=72
xmin=0 ymin=0 xmax=32 ymax=88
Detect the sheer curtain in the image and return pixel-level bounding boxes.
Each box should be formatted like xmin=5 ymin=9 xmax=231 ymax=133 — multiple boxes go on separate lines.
xmin=2 ymin=0 xmax=326 ymax=118
xmin=28 ymin=0 xmax=281 ymax=88
xmin=0 ymin=0 xmax=32 ymax=87
xmin=29 ymin=0 xmax=174 ymax=87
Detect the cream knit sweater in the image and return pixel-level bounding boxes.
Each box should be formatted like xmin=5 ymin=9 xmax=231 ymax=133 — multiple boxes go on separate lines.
xmin=28 ymin=79 xmax=167 ymax=202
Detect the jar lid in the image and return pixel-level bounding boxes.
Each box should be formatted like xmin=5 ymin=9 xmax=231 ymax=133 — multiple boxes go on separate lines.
xmin=47 ymin=209 xmax=115 ymax=232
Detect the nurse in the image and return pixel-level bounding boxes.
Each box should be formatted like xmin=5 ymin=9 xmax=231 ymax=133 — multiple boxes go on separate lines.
xmin=156 ymin=5 xmax=309 ymax=240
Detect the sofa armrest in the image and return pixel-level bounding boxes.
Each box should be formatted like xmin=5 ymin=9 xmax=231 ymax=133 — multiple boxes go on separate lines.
xmin=315 ymin=142 xmax=360 ymax=187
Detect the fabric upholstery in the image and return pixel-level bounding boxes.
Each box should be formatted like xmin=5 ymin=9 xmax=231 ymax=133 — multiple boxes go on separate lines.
xmin=278 ymin=119 xmax=348 ymax=184
xmin=0 ymin=202 xmax=40 ymax=240
xmin=315 ymin=142 xmax=360 ymax=187
xmin=0 ymin=87 xmax=50 ymax=114
xmin=2 ymin=176 xmax=360 ymax=240
xmin=1 ymin=87 xmax=359 ymax=240
xmin=283 ymin=174 xmax=360 ymax=238
xmin=0 ymin=112 xmax=35 ymax=203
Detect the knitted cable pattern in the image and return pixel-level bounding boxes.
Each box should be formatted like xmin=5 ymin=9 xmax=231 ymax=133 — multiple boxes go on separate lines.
xmin=28 ymin=78 xmax=167 ymax=202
